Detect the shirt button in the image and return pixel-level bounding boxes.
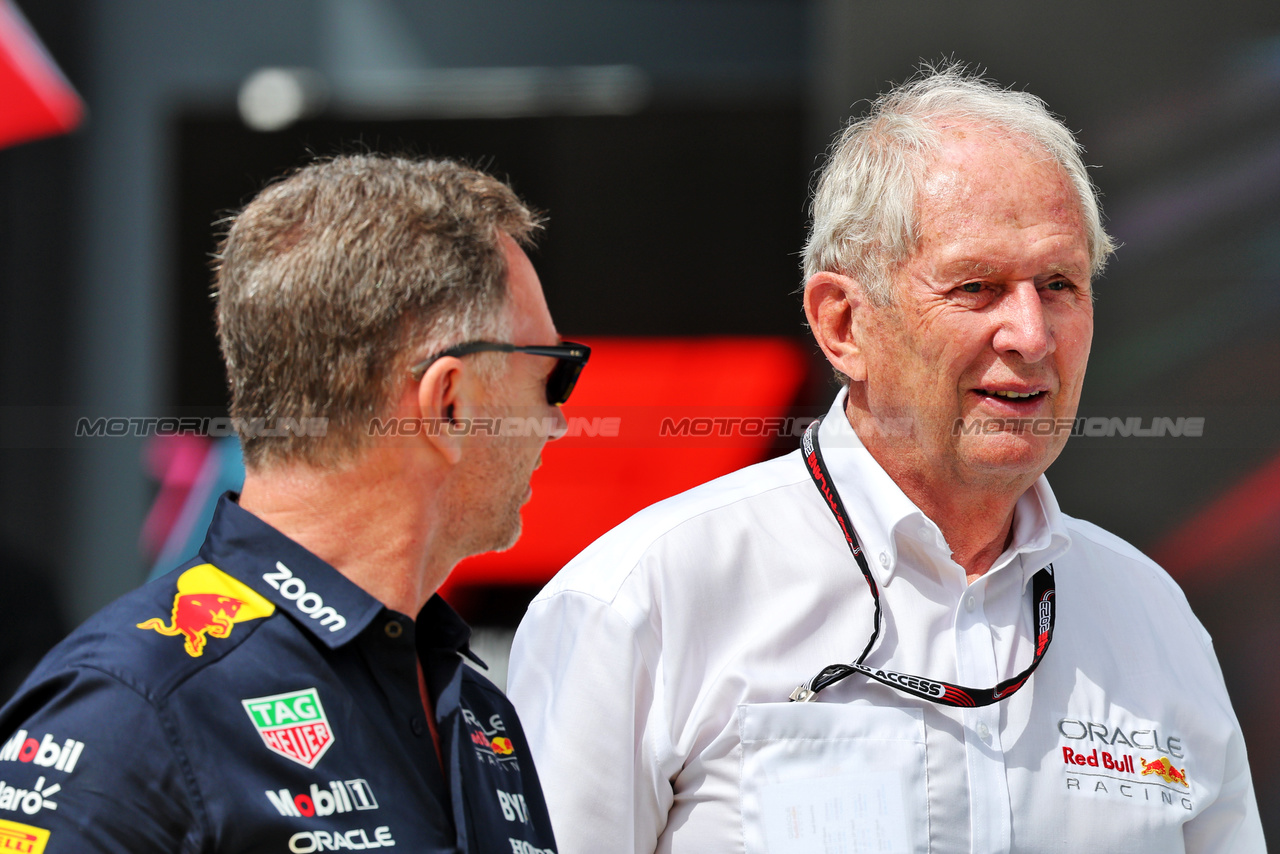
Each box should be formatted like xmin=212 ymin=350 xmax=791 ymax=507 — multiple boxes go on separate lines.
xmin=410 ymin=714 xmax=426 ymax=736
xmin=878 ymin=551 xmax=890 ymax=568
xmin=965 ymin=596 xmax=976 ymax=612
xmin=977 ymin=722 xmax=991 ymax=741
xmin=384 ymin=620 xmax=404 ymax=639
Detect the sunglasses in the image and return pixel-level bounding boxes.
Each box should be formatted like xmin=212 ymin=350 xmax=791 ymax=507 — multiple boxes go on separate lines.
xmin=409 ymin=340 xmax=591 ymax=406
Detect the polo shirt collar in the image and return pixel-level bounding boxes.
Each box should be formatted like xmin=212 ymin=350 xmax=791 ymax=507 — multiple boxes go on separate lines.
xmin=814 ymin=390 xmax=1071 ymax=589
xmin=417 ymin=593 xmax=477 ymax=660
xmin=198 ymin=493 xmax=385 ymax=649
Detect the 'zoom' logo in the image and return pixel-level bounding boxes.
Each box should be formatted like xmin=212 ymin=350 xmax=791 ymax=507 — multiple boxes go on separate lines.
xmin=263 ymin=562 xmax=346 ymax=632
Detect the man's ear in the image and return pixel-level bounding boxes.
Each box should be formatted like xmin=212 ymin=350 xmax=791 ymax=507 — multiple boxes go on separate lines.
xmin=804 ymin=271 xmax=870 ymax=383
xmin=415 ymin=357 xmax=466 ymax=465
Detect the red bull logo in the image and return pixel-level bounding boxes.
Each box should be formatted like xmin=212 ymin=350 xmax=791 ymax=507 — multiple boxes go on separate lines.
xmin=137 ymin=564 xmax=275 ymax=657
xmin=464 ymin=709 xmax=517 ymax=763
xmin=470 ymin=730 xmax=515 ymax=756
xmin=0 ymin=819 xmax=50 ymax=853
xmin=1140 ymin=757 xmax=1189 ymax=788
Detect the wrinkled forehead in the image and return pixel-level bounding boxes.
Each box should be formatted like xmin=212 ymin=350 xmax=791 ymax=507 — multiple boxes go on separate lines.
xmin=917 ymin=129 xmax=1088 ymax=236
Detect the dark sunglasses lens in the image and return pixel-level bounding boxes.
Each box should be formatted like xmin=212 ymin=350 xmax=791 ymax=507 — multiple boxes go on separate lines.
xmin=547 ymin=357 xmax=586 ymax=405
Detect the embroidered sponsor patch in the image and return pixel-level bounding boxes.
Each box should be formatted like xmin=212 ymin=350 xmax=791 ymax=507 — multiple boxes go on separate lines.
xmin=0 ymin=777 xmax=59 ymax=816
xmin=242 ymin=688 xmax=334 ymax=769
xmin=464 ymin=709 xmax=519 ymax=767
xmin=1057 ymin=717 xmax=1193 ymax=811
xmin=1140 ymin=757 xmax=1189 ymax=787
xmin=262 ymin=562 xmax=348 ymax=633
xmin=265 ymin=779 xmax=378 ymax=817
xmin=137 ymin=564 xmax=275 ymax=657
xmin=288 ymin=826 xmax=394 ymax=851
xmin=0 ymin=818 xmax=50 ymax=853
xmin=0 ymin=732 xmax=84 ymax=774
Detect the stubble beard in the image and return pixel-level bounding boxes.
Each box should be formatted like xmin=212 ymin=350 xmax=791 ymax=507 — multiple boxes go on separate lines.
xmin=453 ymin=433 xmax=529 ymax=558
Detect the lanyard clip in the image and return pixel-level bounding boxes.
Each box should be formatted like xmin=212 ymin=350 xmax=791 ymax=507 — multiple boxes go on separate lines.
xmin=789 ymin=684 xmax=817 ymax=702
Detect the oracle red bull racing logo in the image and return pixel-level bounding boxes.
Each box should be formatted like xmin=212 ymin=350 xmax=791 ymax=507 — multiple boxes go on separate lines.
xmin=242 ymin=688 xmax=334 ymax=769
xmin=1058 ymin=717 xmax=1192 ymax=810
xmin=465 ymin=709 xmax=518 ymax=766
xmin=136 ymin=564 xmax=275 ymax=657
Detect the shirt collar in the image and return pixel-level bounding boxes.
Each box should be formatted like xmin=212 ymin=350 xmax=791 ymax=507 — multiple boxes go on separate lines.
xmin=198 ymin=493 xmax=386 ymax=649
xmin=813 ymin=389 xmax=1071 ymax=589
xmin=417 ymin=594 xmax=480 ymax=664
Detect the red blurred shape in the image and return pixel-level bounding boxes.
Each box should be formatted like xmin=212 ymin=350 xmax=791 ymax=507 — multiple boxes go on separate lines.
xmin=1150 ymin=448 xmax=1280 ymax=580
xmin=443 ymin=336 xmax=811 ymax=593
xmin=0 ymin=0 xmax=83 ymax=149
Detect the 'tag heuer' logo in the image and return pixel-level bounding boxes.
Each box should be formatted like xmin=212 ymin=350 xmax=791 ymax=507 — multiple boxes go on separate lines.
xmin=242 ymin=688 xmax=334 ymax=769
xmin=0 ymin=818 xmax=50 ymax=854
xmin=137 ymin=564 xmax=275 ymax=657
xmin=1141 ymin=757 xmax=1189 ymax=788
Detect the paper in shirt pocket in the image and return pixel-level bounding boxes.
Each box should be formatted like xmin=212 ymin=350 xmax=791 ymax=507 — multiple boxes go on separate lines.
xmin=738 ymin=702 xmax=929 ymax=854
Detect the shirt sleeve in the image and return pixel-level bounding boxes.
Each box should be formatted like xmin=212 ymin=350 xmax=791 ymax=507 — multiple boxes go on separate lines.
xmin=1182 ymin=642 xmax=1267 ymax=854
xmin=0 ymin=666 xmax=202 ymax=853
xmin=508 ymin=590 xmax=673 ymax=854
xmin=1183 ymin=723 xmax=1266 ymax=853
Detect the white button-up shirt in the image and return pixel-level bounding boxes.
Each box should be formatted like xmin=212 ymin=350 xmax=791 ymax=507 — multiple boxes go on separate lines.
xmin=509 ymin=392 xmax=1263 ymax=853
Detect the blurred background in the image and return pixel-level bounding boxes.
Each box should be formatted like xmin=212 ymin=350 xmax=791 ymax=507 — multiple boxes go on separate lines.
xmin=1 ymin=0 xmax=1278 ymax=842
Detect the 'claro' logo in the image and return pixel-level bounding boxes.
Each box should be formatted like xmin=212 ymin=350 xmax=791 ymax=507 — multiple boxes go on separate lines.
xmin=263 ymin=562 xmax=346 ymax=632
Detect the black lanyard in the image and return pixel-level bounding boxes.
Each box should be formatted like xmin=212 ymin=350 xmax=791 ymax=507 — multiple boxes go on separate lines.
xmin=789 ymin=417 xmax=1056 ymax=706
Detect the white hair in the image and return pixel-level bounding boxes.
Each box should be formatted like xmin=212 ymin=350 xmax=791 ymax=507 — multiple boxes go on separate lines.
xmin=803 ymin=63 xmax=1116 ymax=305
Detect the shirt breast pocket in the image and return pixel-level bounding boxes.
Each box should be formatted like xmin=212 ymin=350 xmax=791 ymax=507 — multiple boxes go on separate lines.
xmin=738 ymin=702 xmax=929 ymax=854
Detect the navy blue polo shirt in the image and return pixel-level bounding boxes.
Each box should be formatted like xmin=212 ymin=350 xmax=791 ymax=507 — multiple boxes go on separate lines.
xmin=0 ymin=495 xmax=558 ymax=853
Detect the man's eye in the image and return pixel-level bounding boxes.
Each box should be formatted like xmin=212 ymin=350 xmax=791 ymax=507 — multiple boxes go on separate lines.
xmin=960 ymin=282 xmax=982 ymax=293
xmin=1045 ymin=280 xmax=1067 ymax=291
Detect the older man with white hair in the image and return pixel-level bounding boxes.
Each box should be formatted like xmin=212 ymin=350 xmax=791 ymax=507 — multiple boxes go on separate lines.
xmin=509 ymin=67 xmax=1264 ymax=853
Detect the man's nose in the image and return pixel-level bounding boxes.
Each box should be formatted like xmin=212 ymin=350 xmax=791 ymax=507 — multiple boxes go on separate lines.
xmin=992 ymin=282 xmax=1053 ymax=362
xmin=546 ymin=404 xmax=569 ymax=442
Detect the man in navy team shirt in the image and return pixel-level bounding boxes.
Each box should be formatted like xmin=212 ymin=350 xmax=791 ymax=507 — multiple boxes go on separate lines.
xmin=0 ymin=154 xmax=588 ymax=853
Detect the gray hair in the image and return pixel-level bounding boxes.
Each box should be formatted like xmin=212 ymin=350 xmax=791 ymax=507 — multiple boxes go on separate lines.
xmin=803 ymin=63 xmax=1116 ymax=305
xmin=215 ymin=154 xmax=543 ymax=469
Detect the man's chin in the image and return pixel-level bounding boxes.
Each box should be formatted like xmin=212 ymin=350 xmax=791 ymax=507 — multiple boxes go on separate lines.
xmin=488 ymin=516 xmax=524 ymax=554
xmin=955 ymin=430 xmax=1065 ymax=481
